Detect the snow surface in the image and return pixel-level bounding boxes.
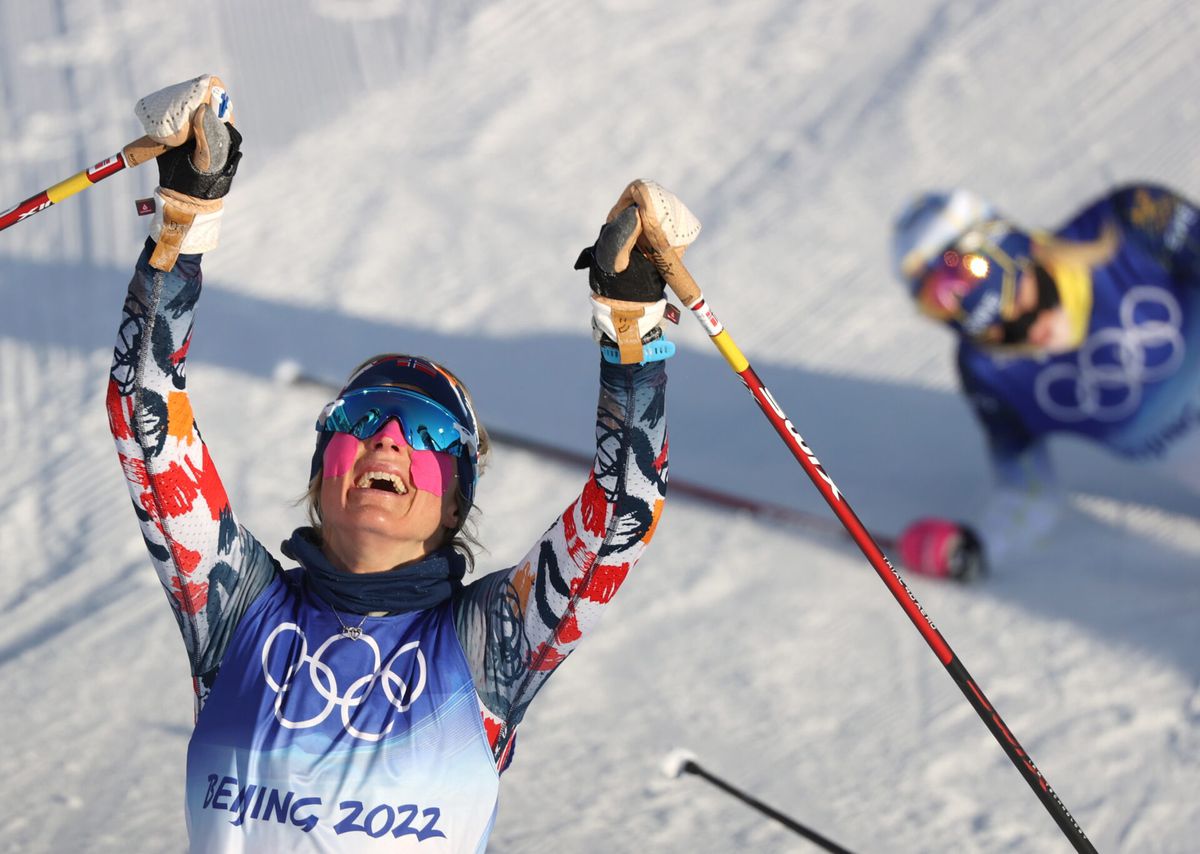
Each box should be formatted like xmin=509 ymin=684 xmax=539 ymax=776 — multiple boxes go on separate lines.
xmin=2 ymin=0 xmax=1199 ymax=851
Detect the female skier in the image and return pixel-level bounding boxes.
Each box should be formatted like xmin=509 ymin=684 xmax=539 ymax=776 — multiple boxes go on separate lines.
xmin=891 ymin=183 xmax=1200 ymax=579
xmin=107 ymin=75 xmax=692 ymax=852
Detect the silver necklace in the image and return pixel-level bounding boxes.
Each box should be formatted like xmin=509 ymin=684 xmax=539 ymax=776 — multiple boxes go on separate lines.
xmin=333 ymin=608 xmax=369 ymax=641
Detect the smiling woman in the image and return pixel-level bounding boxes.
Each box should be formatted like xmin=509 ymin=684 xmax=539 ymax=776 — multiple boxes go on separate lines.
xmin=105 ymin=75 xmax=691 ymax=853
xmin=302 ymin=355 xmax=489 ymax=575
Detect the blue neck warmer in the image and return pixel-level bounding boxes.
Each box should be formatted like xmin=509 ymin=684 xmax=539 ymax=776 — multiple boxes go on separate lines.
xmin=281 ymin=527 xmax=467 ymax=615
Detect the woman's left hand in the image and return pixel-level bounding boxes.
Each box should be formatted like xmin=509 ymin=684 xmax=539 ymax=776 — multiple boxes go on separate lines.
xmin=575 ymin=181 xmax=699 ymax=364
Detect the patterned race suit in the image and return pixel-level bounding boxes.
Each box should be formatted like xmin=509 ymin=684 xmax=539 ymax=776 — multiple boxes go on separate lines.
xmin=107 ymin=240 xmax=669 ymax=852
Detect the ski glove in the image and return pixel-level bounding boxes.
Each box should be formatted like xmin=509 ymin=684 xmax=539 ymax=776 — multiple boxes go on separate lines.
xmin=576 ymin=181 xmax=700 ymax=364
xmin=896 ymin=518 xmax=987 ymax=582
xmin=134 ymin=74 xmax=240 ymax=272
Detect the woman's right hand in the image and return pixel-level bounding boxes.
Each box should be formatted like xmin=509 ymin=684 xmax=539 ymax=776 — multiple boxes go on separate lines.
xmin=134 ymin=75 xmax=243 ymax=271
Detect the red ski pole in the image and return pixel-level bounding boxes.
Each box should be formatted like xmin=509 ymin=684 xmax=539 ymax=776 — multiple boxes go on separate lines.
xmin=0 ymin=136 xmax=167 ymax=233
xmin=617 ymin=180 xmax=1097 ymax=853
xmin=2 ymin=75 xmax=236 ymax=235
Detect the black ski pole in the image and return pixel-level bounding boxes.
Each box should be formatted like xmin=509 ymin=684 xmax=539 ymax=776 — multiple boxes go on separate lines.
xmin=663 ymin=750 xmax=856 ymax=854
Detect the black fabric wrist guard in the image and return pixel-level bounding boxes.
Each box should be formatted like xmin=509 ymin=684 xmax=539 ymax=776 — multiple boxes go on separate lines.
xmin=574 ymin=244 xmax=666 ymax=302
xmin=157 ymin=124 xmax=244 ymax=200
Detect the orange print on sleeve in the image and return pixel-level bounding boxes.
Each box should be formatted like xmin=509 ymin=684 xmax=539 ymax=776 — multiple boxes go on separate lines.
xmin=642 ymin=497 xmax=665 ymax=544
xmin=167 ymin=391 xmax=196 ymax=446
xmin=511 ymin=562 xmax=534 ymax=609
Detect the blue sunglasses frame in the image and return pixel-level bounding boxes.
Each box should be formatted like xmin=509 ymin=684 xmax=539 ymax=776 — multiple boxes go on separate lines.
xmin=312 ymin=387 xmax=479 ymax=502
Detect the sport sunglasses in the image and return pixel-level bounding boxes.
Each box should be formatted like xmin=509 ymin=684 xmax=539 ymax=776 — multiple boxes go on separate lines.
xmin=315 ymin=387 xmax=480 ymax=499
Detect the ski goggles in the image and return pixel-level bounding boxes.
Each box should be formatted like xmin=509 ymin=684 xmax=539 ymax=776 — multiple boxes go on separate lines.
xmin=916 ymin=226 xmax=1028 ymax=339
xmin=917 ymin=247 xmax=996 ymax=317
xmin=313 ymin=387 xmax=480 ymax=503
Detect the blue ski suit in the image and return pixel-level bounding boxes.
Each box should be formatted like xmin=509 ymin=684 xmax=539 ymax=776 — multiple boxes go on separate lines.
xmin=956 ymin=183 xmax=1200 ymax=559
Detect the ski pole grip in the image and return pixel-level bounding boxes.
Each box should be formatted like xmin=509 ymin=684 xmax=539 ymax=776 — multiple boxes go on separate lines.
xmin=643 ymin=240 xmax=702 ymax=307
xmin=619 ymin=180 xmax=703 ymax=307
xmin=122 ymin=135 xmax=171 ymax=167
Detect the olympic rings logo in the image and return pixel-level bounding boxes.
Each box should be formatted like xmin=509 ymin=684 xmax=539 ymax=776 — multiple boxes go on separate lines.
xmin=1034 ymin=287 xmax=1185 ymax=423
xmin=261 ymin=623 xmax=427 ymax=742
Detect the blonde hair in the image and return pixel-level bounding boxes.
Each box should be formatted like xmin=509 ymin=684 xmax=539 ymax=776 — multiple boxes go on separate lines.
xmin=303 ymin=354 xmax=490 ymax=571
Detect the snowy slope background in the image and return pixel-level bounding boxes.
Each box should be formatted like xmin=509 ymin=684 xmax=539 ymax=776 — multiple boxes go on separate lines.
xmin=2 ymin=0 xmax=1200 ymax=851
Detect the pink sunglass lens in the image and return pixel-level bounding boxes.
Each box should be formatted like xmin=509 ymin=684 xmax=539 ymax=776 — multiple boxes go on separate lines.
xmin=922 ymin=256 xmax=975 ymax=312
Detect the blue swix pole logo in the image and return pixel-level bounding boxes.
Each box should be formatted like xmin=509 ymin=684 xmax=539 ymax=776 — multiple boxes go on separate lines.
xmin=211 ymin=86 xmax=232 ymax=120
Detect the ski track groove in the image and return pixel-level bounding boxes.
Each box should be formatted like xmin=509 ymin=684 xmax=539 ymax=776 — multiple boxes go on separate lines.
xmin=0 ymin=561 xmax=144 ymax=670
xmin=1066 ymin=29 xmax=1181 ymax=141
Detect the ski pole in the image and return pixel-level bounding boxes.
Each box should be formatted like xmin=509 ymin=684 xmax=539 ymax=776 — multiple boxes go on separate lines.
xmin=0 ymin=136 xmax=168 ymax=234
xmin=618 ymin=181 xmax=1096 ymax=854
xmin=663 ymin=750 xmax=856 ymax=853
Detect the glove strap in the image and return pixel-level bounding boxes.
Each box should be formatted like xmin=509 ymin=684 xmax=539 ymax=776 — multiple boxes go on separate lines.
xmin=590 ymin=296 xmax=669 ymax=364
xmin=149 ymin=188 xmax=223 ymax=271
xmin=609 ymin=303 xmax=653 ymax=363
xmin=600 ymin=337 xmax=675 ymax=365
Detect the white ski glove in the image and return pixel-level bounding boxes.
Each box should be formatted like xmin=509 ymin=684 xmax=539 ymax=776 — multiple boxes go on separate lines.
xmin=134 ymin=74 xmax=240 ymax=271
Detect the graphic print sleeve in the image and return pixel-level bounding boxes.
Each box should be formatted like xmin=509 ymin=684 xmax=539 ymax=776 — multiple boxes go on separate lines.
xmin=454 ymin=359 xmax=668 ymax=764
xmin=107 ymin=240 xmax=279 ymax=708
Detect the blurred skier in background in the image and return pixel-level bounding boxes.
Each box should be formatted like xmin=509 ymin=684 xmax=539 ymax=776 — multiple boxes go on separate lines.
xmin=107 ymin=75 xmax=688 ymax=851
xmin=891 ymin=183 xmax=1200 ymax=579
